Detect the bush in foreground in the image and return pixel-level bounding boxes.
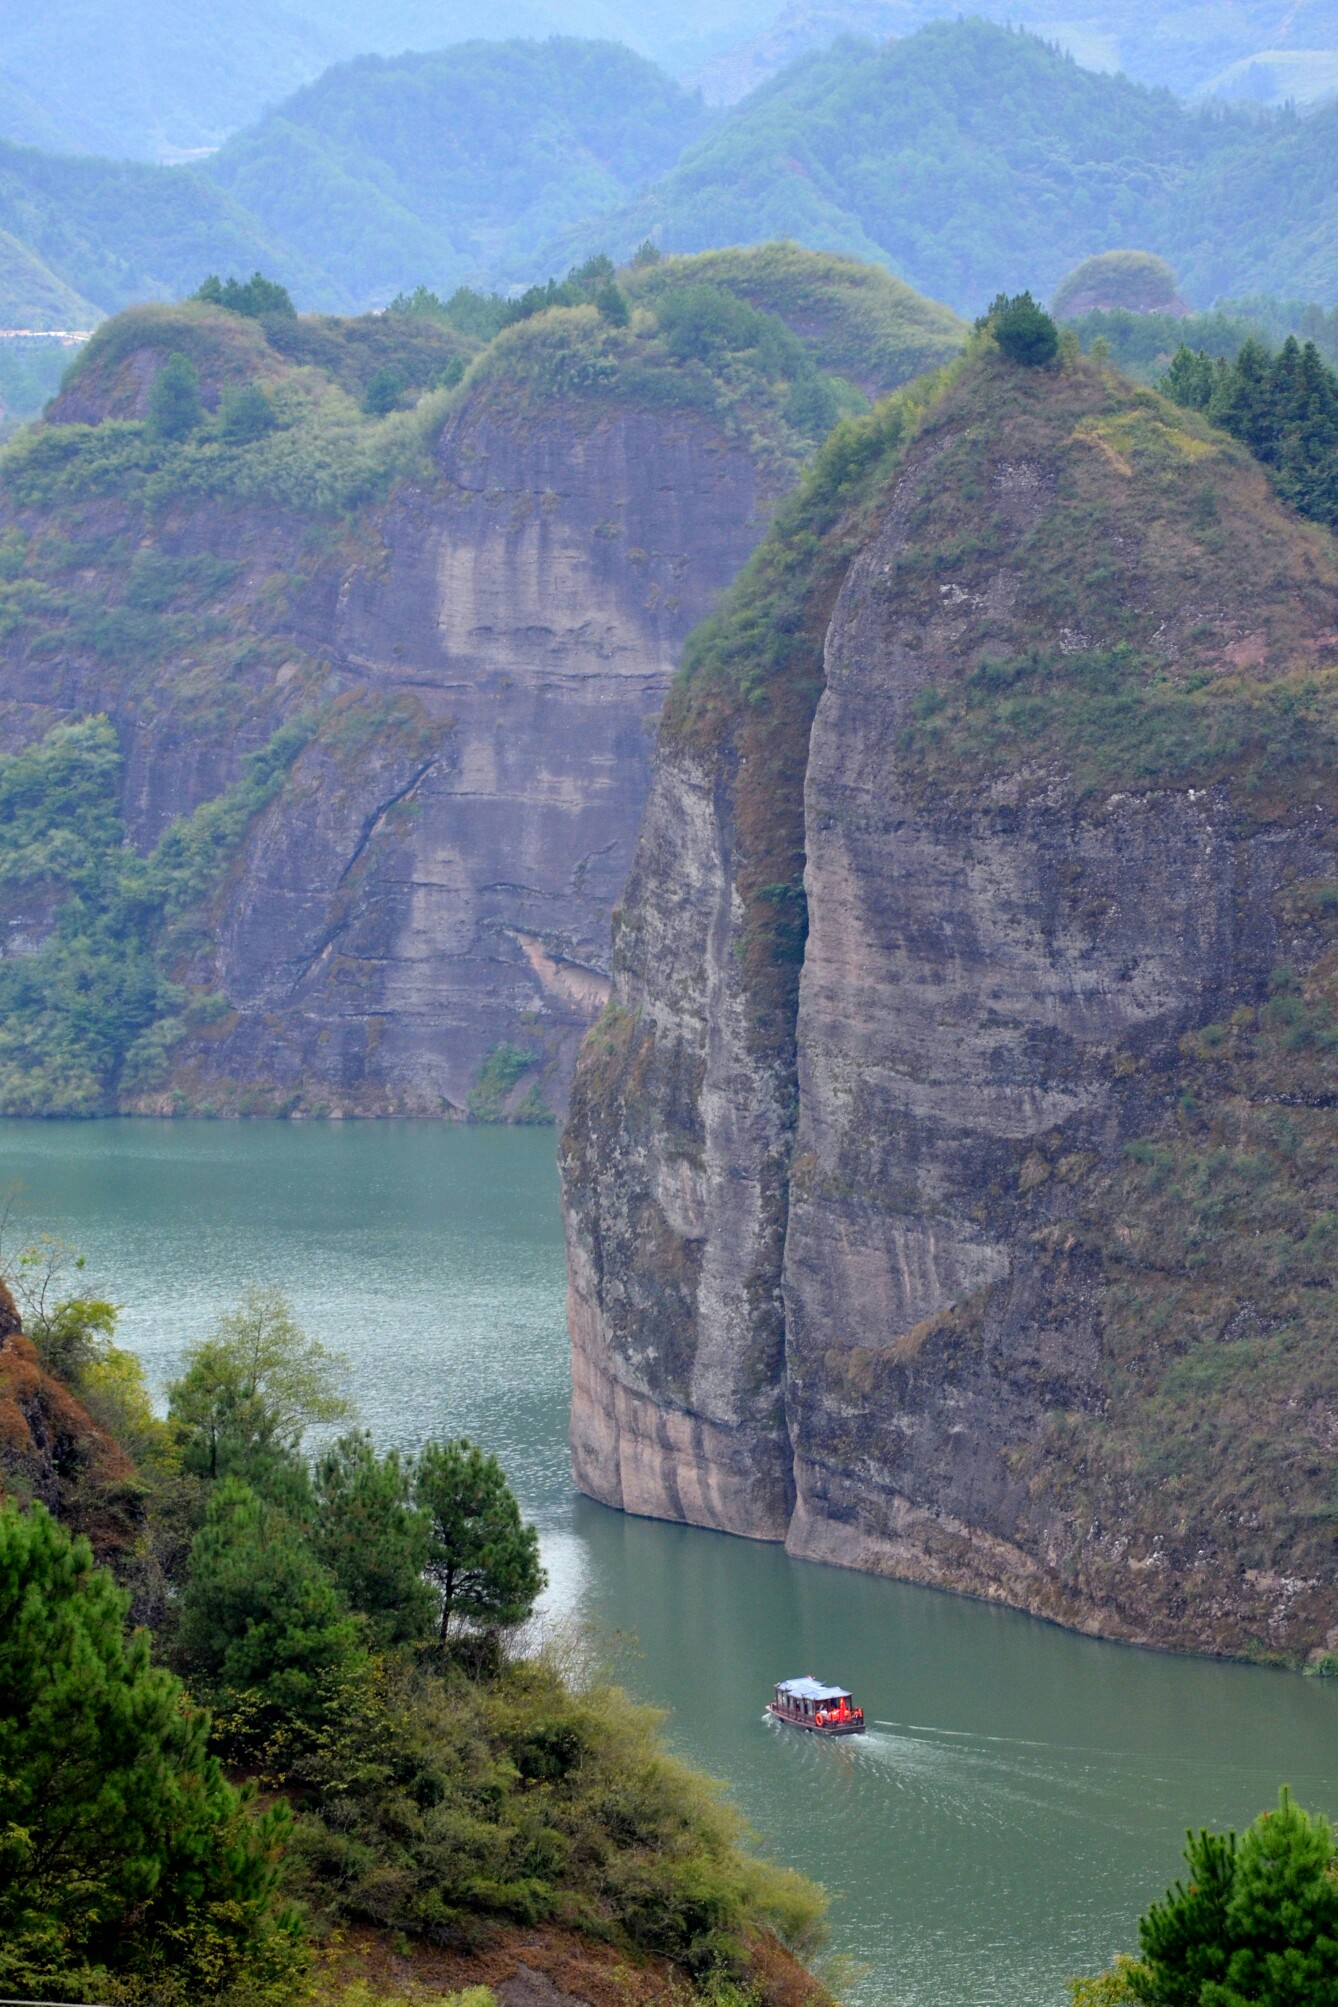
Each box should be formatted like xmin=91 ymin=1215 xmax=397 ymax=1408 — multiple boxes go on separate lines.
xmin=0 ymin=1498 xmax=304 ymax=2004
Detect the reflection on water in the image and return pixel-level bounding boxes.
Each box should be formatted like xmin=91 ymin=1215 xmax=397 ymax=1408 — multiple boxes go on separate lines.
xmin=3 ymin=1118 xmax=1335 ymax=2007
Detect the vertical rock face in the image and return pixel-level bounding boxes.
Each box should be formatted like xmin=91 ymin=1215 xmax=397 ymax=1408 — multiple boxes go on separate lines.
xmin=563 ymin=738 xmax=795 ymax=1537
xmin=0 ymin=391 xmax=781 ymax=1115
xmin=182 ymin=398 xmax=781 ymax=1113
xmin=562 ymin=356 xmax=1338 ymax=1659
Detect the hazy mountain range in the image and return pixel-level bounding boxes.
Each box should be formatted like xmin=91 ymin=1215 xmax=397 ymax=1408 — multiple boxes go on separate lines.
xmin=1 ymin=20 xmax=1334 ymax=340
xmin=3 ymin=0 xmax=1337 ymax=161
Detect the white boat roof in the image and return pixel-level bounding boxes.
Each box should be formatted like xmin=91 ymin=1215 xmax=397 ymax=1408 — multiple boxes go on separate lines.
xmin=777 ymin=1676 xmax=851 ymax=1701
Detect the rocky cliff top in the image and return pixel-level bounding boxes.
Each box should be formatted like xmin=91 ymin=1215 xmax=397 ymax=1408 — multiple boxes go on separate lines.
xmin=562 ymin=343 xmax=1338 ymax=1662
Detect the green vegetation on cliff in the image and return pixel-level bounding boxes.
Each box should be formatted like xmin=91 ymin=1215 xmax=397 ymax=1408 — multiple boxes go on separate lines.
xmin=645 ymin=329 xmax=1338 ymax=1660
xmin=1162 ymin=334 xmax=1338 ymax=530
xmin=0 ymin=243 xmax=958 ymax=1120
xmin=0 ymin=714 xmax=307 ymax=1114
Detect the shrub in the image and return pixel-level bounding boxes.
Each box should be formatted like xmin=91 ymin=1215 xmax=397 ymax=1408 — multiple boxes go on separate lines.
xmin=149 ymin=350 xmax=204 ymax=439
xmin=363 ymin=365 xmax=407 ymax=416
xmin=220 ymin=380 xmax=277 ymax=441
xmin=983 ymin=291 xmax=1060 ymax=367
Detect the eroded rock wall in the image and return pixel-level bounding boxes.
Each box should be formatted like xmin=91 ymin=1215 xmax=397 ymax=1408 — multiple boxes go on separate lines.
xmin=561 ymin=357 xmax=1338 ymax=1658
xmin=0 ymin=394 xmax=781 ymax=1115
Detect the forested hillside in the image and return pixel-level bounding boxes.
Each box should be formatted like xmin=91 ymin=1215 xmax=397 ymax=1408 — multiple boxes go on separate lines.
xmin=2 ymin=23 xmax=1337 ymax=325
xmin=4 ymin=0 xmax=1336 ymax=159
xmin=693 ymin=0 xmax=1338 ymax=108
xmin=0 ymin=137 xmax=324 ymax=316
xmin=203 ymin=41 xmax=712 ymax=309
xmin=561 ymin=21 xmax=1338 ymax=313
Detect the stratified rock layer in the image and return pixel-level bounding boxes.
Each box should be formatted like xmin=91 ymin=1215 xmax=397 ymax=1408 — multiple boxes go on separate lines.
xmin=562 ymin=355 xmax=1338 ymax=1660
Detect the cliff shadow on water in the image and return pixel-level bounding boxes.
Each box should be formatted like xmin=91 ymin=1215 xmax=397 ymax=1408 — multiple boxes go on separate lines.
xmin=560 ymin=344 xmax=1338 ymax=1666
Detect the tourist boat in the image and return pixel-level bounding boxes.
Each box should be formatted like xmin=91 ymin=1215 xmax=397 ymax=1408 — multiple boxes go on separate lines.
xmin=769 ymin=1676 xmax=865 ymax=1734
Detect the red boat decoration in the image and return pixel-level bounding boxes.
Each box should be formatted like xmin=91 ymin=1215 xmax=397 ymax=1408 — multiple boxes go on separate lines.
xmin=769 ymin=1676 xmax=865 ymax=1735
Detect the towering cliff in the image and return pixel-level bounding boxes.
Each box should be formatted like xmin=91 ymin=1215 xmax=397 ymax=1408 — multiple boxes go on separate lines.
xmin=561 ymin=349 xmax=1338 ymax=1662
xmin=0 ymin=256 xmax=963 ymax=1116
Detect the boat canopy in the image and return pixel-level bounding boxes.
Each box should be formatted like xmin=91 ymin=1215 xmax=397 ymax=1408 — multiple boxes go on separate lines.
xmin=776 ymin=1676 xmax=851 ymax=1701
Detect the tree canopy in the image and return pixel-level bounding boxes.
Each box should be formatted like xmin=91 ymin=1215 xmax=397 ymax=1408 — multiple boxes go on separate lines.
xmin=1129 ymin=1789 xmax=1338 ymax=2005
xmin=168 ymin=1285 xmax=349 ymax=1483
xmin=415 ymin=1437 xmax=546 ymax=1640
xmin=0 ymin=1499 xmax=301 ymax=2001
xmin=1162 ymin=334 xmax=1338 ymax=530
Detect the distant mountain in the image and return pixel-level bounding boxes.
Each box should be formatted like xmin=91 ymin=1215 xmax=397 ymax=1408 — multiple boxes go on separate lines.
xmin=0 ymin=0 xmax=769 ymax=162
xmin=691 ymin=0 xmax=1338 ymax=108
xmin=0 ymin=139 xmax=325 ymax=318
xmin=200 ymin=39 xmax=713 ymax=308
xmin=1 ymin=21 xmax=1334 ymax=331
xmin=540 ymin=20 xmax=1338 ymax=314
xmin=3 ymin=0 xmax=1335 ymax=162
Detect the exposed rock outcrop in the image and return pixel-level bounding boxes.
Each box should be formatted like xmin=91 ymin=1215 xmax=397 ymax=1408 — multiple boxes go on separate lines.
xmin=561 ymin=353 xmax=1338 ymax=1659
xmin=0 ymin=268 xmax=964 ymax=1117
xmin=0 ymin=1281 xmax=141 ymax=1553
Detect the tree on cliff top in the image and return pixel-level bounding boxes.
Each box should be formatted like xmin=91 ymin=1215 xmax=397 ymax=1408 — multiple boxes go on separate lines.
xmin=979 ymin=291 xmax=1060 ymax=367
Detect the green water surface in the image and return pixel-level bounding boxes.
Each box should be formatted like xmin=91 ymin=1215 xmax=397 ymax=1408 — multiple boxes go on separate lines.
xmin=3 ymin=1119 xmax=1335 ymax=2007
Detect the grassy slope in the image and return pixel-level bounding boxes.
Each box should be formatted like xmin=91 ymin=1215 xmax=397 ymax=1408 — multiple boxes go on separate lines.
xmin=623 ymin=242 xmax=964 ymax=395
xmin=655 ymin=346 xmax=1338 ymax=1655
xmin=553 ymin=21 xmax=1338 ymax=315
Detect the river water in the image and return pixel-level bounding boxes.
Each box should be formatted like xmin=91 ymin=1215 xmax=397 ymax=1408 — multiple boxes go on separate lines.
xmin=4 ymin=1119 xmax=1336 ymax=2007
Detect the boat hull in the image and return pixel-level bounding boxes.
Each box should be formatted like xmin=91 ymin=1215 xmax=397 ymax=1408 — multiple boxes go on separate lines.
xmin=768 ymin=1705 xmax=865 ymax=1735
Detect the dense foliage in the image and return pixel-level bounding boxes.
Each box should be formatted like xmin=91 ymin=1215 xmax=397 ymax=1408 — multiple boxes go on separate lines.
xmin=1161 ymin=334 xmax=1338 ymax=530
xmin=5 ymin=0 xmax=1336 ymax=168
xmin=0 ymin=1499 xmax=303 ymax=2005
xmin=5 ymin=19 xmax=1338 ymax=324
xmin=0 ymin=133 xmax=322 ymax=318
xmin=564 ymin=21 xmax=1338 ymax=315
xmin=201 ymin=39 xmax=712 ymax=311
xmin=0 ymin=1267 xmax=827 ymax=2003
xmin=0 ymin=715 xmax=306 ymax=1113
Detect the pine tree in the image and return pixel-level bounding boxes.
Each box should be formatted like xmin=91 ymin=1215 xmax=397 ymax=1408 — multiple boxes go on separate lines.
xmin=312 ymin=1430 xmax=434 ymax=1645
xmin=414 ymin=1438 xmax=546 ymax=1641
xmin=1130 ymin=1790 xmax=1338 ymax=2006
xmin=0 ymin=1499 xmax=300 ymax=1997
xmin=179 ymin=1477 xmax=366 ymax=1725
